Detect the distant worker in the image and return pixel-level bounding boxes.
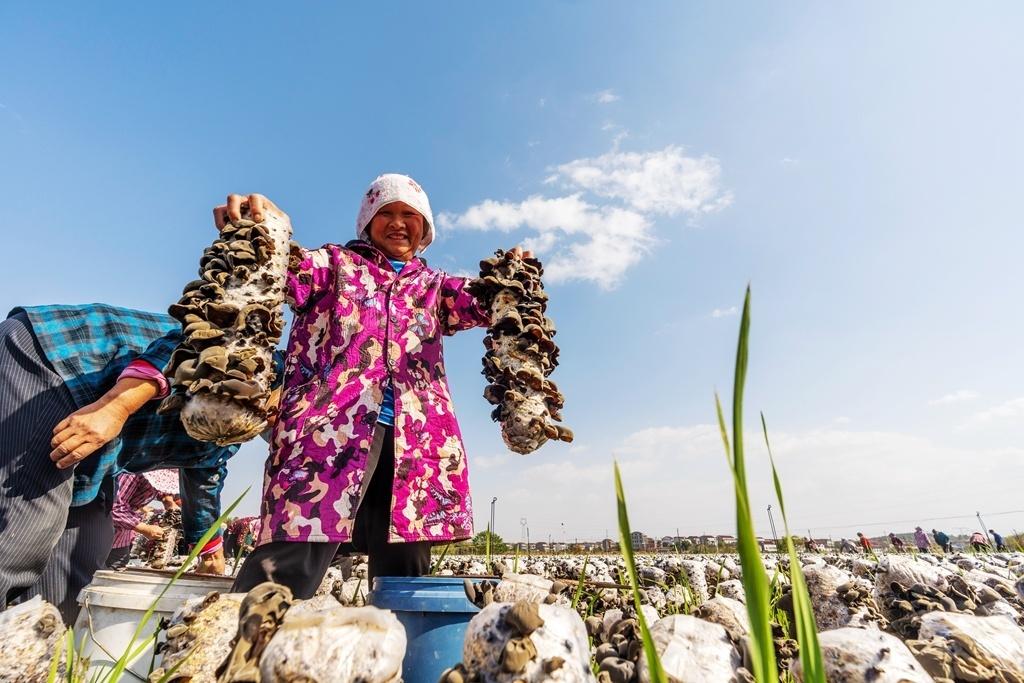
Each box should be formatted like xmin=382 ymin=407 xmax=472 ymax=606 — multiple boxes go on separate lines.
xmin=225 ymin=516 xmax=260 ymax=560
xmin=856 ymin=532 xmax=872 ymax=554
xmin=839 ymin=538 xmax=857 ymax=554
xmin=913 ymin=527 xmax=930 ymax=553
xmin=969 ymin=531 xmax=990 ymax=552
xmin=989 ymin=530 xmax=1007 ymax=552
xmin=932 ymin=529 xmax=952 ymax=553
xmin=805 ymin=537 xmax=820 ymax=553
xmin=888 ymin=533 xmax=906 ymax=552
xmin=106 ymin=470 xmax=180 ymax=570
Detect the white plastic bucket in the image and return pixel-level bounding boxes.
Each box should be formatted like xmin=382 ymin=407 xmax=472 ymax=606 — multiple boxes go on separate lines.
xmin=74 ymin=568 xmax=234 ymax=680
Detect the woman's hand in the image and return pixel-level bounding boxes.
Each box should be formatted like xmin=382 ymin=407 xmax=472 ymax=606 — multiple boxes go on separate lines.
xmin=138 ymin=523 xmax=165 ymax=541
xmin=213 ymin=194 xmax=287 ymax=230
xmin=50 ymin=400 xmax=131 ymax=469
xmin=508 ymin=246 xmax=534 ymax=259
xmin=50 ymin=376 xmax=160 ymax=469
xmin=263 ymin=388 xmax=282 ymax=429
xmin=195 ymin=548 xmax=226 ymax=575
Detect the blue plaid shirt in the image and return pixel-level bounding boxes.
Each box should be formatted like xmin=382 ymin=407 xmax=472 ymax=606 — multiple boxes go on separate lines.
xmin=10 ymin=304 xmax=239 ymax=544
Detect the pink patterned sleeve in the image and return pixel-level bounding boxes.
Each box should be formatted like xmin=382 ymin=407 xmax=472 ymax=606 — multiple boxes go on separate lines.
xmin=286 ymin=244 xmax=341 ymax=313
xmin=118 ymin=359 xmax=170 ymax=398
xmin=111 ymin=473 xmax=155 ymax=531
xmin=438 ymin=274 xmax=490 ymax=336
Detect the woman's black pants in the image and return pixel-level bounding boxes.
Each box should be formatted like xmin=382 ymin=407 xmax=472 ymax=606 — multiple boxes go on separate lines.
xmin=232 ymin=425 xmax=431 ymax=599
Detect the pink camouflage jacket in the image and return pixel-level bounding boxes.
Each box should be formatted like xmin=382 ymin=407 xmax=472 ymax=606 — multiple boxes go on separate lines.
xmin=257 ymin=239 xmax=489 ymax=546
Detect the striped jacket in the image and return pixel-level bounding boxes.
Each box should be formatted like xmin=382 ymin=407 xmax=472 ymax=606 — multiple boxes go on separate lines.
xmin=9 ymin=304 xmax=237 ymax=544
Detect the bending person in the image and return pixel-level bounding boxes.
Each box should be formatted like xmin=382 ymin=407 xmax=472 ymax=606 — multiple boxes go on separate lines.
xmin=0 ymin=304 xmax=256 ymax=623
xmin=106 ymin=470 xmax=180 ymax=570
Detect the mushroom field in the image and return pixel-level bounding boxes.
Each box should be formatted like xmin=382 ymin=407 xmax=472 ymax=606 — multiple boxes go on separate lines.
xmin=4 ymin=550 xmax=1023 ymax=682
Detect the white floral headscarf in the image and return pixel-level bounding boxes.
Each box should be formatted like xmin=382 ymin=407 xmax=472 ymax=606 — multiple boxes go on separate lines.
xmin=356 ymin=173 xmax=435 ymax=252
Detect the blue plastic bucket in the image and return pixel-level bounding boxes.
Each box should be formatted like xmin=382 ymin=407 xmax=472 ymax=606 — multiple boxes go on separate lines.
xmin=369 ymin=576 xmax=480 ymax=683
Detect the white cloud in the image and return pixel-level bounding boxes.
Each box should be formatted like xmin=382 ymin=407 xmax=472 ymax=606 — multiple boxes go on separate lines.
xmin=928 ymin=390 xmax=980 ymax=406
xmin=440 ymin=195 xmax=650 ymax=288
xmin=711 ymin=306 xmax=738 ymax=318
xmin=554 ymin=147 xmax=732 ymax=216
xmin=442 ymin=195 xmax=594 ymax=233
xmin=780 ymin=157 xmax=800 ymax=166
xmin=538 ymin=98 xmax=547 ymax=107
xmin=470 ymin=454 xmax=507 ymax=470
xmin=593 ymin=89 xmax=620 ymax=104
xmin=479 ymin=422 xmax=1024 ymax=541
xmin=440 ymin=145 xmax=730 ymax=288
xmin=957 ymin=396 xmax=1024 ymax=431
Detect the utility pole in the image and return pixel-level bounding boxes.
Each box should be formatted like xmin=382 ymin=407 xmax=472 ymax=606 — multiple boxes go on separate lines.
xmin=977 ymin=512 xmax=992 ymax=546
xmin=767 ymin=505 xmax=779 ymax=551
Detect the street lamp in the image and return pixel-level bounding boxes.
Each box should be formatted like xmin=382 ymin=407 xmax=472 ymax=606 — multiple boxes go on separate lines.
xmin=490 ymin=497 xmax=497 ymax=542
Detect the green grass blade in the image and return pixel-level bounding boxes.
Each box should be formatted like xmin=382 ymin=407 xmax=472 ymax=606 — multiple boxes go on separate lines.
xmin=718 ymin=287 xmax=778 ymax=683
xmin=762 ymin=413 xmax=825 ymax=683
xmin=230 ymin=537 xmax=246 ymax=576
xmin=571 ymin=553 xmax=590 ymax=609
xmin=430 ymin=542 xmax=452 ymax=575
xmin=125 ymin=633 xmax=158 ymax=668
xmin=153 ymin=646 xmax=196 ymax=683
xmin=714 ymin=392 xmax=732 ymax=467
xmin=47 ymin=627 xmax=69 ymax=682
xmin=614 ymin=462 xmax=667 ymax=683
xmin=102 ymin=487 xmax=249 ymax=682
xmin=731 ymin=286 xmax=751 ymax=483
xmin=513 ymin=543 xmax=520 ymax=573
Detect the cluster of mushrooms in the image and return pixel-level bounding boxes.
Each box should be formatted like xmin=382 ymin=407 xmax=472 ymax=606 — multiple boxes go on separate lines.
xmin=159 ymin=212 xmax=291 ymax=445
xmin=467 ymin=250 xmax=573 ymax=454
xmin=153 ymin=582 xmax=406 ymax=683
xmin=131 ymin=507 xmax=184 ymax=570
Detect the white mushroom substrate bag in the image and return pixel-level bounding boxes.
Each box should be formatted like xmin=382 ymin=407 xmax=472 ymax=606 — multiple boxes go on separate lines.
xmin=161 ymin=210 xmax=291 ymax=445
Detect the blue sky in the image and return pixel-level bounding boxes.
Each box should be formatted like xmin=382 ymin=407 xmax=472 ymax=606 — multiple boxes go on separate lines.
xmin=3 ymin=3 xmax=1023 ymax=544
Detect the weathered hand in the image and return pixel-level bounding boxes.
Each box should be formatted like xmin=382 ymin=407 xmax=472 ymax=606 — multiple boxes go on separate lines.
xmin=196 ymin=548 xmax=226 ymax=575
xmin=50 ymin=400 xmax=130 ymax=469
xmin=139 ymin=524 xmax=165 ymax=541
xmin=213 ymin=194 xmax=287 ymax=230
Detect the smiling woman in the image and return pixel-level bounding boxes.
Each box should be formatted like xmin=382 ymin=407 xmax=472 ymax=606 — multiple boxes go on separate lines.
xmin=368 ymin=202 xmax=426 ymax=262
xmin=223 ymin=174 xmax=531 ymax=600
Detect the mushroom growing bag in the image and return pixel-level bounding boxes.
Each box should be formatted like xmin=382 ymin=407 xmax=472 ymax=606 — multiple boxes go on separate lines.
xmin=468 ymin=250 xmax=572 ymax=454
xmin=159 ymin=211 xmax=291 ymax=445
